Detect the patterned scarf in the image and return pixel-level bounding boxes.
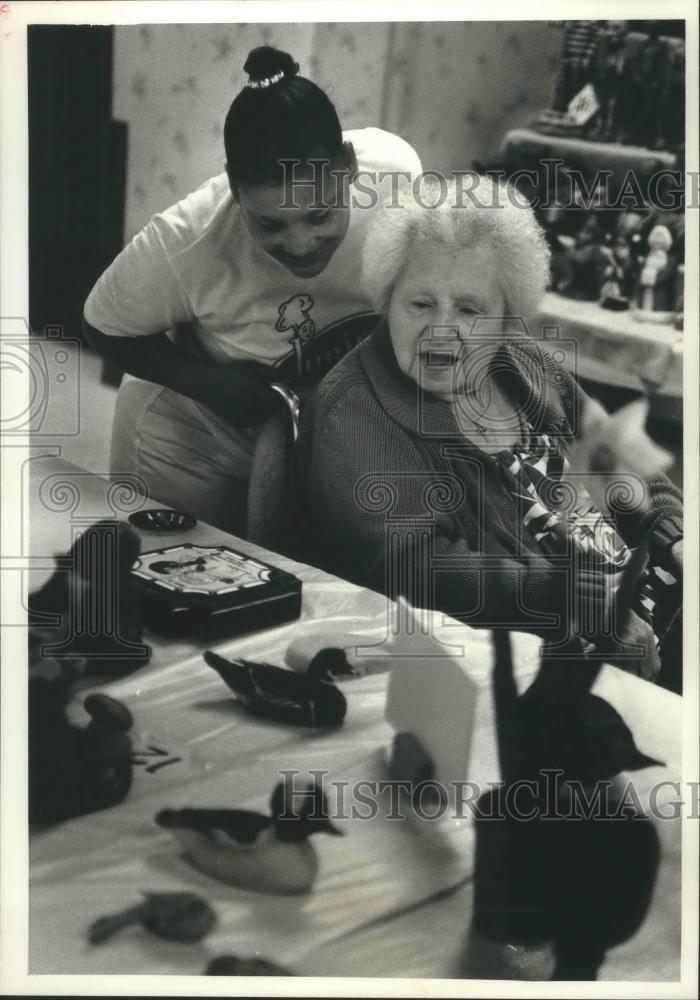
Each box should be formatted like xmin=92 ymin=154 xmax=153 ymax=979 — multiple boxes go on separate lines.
xmin=493 ymin=432 xmax=676 ymax=629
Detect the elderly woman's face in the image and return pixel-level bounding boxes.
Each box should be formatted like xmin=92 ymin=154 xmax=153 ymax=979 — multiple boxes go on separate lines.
xmin=387 ymin=241 xmax=505 ymax=400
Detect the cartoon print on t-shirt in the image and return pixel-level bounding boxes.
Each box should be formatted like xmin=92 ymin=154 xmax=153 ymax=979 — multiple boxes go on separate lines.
xmin=276 ymin=294 xmax=317 ymax=374
xmin=273 ymin=310 xmax=381 ymax=382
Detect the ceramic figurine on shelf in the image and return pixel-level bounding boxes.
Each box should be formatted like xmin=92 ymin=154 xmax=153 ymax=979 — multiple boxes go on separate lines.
xmin=640 ymin=210 xmax=684 ymax=307
xmin=538 ymin=197 xmax=579 ymax=292
xmin=616 ymin=211 xmax=646 ymax=268
xmin=635 ymin=224 xmax=674 ymax=318
xmin=202 ymin=650 xmax=347 ymax=727
xmin=613 ymin=233 xmax=636 ymax=293
xmin=155 ymin=781 xmax=343 ymax=894
xmin=599 ymin=234 xmax=635 ymax=310
xmin=556 ymin=214 xmax=610 ymax=301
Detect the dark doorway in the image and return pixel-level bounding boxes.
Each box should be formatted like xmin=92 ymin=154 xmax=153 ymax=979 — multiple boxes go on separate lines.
xmin=28 ymin=25 xmax=127 ymax=340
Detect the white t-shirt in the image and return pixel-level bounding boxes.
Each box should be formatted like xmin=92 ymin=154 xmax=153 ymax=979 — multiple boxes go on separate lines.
xmin=85 ymin=128 xmax=421 ymax=380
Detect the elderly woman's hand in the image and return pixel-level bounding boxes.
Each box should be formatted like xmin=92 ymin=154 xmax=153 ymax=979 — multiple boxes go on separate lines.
xmin=595 ymin=609 xmax=661 ymax=683
xmin=206 ymin=361 xmax=283 ymax=427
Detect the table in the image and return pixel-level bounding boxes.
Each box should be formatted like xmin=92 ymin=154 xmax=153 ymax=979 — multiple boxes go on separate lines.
xmin=26 ymin=457 xmax=683 ymax=983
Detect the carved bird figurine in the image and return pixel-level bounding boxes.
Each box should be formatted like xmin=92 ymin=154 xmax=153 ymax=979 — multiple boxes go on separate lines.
xmin=473 ymin=627 xmax=662 ymax=980
xmin=155 ymin=781 xmax=343 ymax=894
xmin=28 ymin=638 xmax=134 ymax=825
xmin=285 ymin=628 xmax=390 ymax=678
xmin=88 ymin=891 xmax=216 ymax=944
xmin=202 ymin=650 xmax=347 ymax=727
xmin=28 ymin=519 xmax=150 ymax=676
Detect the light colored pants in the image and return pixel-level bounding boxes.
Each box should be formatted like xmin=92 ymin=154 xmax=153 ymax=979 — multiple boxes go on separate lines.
xmin=110 ymin=375 xmax=258 ymax=536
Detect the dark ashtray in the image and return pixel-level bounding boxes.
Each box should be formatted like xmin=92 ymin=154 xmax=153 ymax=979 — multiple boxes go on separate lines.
xmin=129 ymin=509 xmax=197 ymax=533
xmin=600 ymin=294 xmax=630 ymax=312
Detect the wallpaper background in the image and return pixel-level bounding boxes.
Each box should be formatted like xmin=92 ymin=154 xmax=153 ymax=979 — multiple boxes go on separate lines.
xmin=114 ymin=21 xmax=561 ymax=239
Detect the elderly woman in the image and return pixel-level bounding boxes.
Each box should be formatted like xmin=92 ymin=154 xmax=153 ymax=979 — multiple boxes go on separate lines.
xmin=298 ymin=177 xmax=683 ymax=684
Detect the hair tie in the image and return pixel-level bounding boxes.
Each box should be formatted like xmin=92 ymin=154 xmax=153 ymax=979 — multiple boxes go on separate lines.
xmin=246 ymin=70 xmax=285 ymax=89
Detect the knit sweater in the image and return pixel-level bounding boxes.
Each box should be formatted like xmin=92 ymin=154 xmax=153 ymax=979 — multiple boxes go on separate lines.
xmin=299 ymin=320 xmax=683 ymax=638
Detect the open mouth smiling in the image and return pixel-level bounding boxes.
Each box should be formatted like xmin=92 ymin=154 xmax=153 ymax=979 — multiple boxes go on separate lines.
xmin=274 ymin=245 xmax=336 ymax=276
xmin=422 ymin=347 xmax=459 ymax=369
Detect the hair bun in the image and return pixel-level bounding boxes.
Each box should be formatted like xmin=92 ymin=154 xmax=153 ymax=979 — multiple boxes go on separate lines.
xmin=244 ymin=46 xmax=299 ymax=84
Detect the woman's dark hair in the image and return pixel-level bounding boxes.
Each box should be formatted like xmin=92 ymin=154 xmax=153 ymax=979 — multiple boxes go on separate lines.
xmin=225 ymin=46 xmax=344 ymax=188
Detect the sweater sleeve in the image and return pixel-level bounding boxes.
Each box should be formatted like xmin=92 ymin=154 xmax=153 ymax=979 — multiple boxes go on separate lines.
xmin=388 ymin=527 xmax=576 ymax=639
xmin=303 ymin=377 xmax=573 ymax=640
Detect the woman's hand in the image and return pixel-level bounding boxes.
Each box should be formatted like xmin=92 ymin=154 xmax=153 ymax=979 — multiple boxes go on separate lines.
xmin=573 ymin=557 xmax=660 ymax=681
xmin=205 ymin=361 xmax=283 ymax=427
xmin=595 ymin=609 xmax=661 ymax=683
xmin=83 ymin=321 xmax=282 ymax=428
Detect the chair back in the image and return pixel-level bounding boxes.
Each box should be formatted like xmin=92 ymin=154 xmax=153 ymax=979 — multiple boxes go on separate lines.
xmin=246 ymin=391 xmax=315 ymax=562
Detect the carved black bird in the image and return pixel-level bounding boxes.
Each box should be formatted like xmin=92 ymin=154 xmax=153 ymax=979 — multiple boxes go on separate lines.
xmin=473 ymin=628 xmax=662 ymax=980
xmin=28 ymin=637 xmax=134 ymax=824
xmin=28 ymin=519 xmax=150 ymax=676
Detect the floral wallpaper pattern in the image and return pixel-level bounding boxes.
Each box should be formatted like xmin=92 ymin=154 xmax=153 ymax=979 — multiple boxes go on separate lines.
xmin=382 ymin=22 xmax=561 ymax=175
xmin=113 ymin=23 xmax=314 ymax=239
xmin=114 ymin=22 xmax=560 ymax=240
xmin=310 ymin=23 xmax=390 ymax=131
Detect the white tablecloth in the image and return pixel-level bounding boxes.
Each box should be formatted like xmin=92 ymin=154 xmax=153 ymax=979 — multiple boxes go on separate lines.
xmin=537 ymin=292 xmax=683 ymax=408
xmin=26 ymin=458 xmax=683 ymax=982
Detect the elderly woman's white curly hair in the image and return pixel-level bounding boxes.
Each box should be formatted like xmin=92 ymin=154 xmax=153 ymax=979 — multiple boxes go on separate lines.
xmin=362 ymin=174 xmax=551 ymax=322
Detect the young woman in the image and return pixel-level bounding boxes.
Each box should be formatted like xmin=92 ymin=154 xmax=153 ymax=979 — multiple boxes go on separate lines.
xmin=84 ymin=46 xmax=421 ymax=533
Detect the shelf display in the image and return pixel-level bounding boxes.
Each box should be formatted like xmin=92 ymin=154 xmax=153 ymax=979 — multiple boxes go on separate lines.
xmin=546 ymin=208 xmax=684 ymax=319
xmin=478 ymin=20 xmax=685 ymax=399
xmin=533 ymin=20 xmax=684 ymax=152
